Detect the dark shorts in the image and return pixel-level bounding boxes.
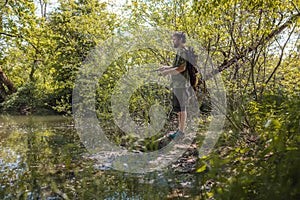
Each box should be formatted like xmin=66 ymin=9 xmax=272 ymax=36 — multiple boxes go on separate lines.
xmin=172 ymin=88 xmax=189 ymax=112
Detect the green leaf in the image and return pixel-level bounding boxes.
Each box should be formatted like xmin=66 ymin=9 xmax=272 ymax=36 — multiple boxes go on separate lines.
xmin=196 ymin=163 xmax=207 ymax=173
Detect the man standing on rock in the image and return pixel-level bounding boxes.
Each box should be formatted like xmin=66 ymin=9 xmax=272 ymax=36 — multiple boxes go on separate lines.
xmin=158 ymin=32 xmax=190 ymax=139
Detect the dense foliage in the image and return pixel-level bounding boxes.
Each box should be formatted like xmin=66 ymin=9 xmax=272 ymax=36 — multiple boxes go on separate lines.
xmin=1 ymin=0 xmax=299 ymax=199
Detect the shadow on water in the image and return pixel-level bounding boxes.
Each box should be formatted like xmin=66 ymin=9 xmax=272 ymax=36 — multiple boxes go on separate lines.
xmin=0 ymin=115 xmax=205 ymax=199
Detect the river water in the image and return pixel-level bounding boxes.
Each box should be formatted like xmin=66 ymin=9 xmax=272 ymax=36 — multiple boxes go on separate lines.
xmin=0 ymin=115 xmax=206 ymax=199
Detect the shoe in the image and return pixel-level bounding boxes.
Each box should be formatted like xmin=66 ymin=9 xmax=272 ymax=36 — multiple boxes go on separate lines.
xmin=168 ymin=129 xmax=183 ymax=139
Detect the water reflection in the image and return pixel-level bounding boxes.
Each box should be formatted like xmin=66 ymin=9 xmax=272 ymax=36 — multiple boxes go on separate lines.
xmin=0 ymin=115 xmax=202 ymax=199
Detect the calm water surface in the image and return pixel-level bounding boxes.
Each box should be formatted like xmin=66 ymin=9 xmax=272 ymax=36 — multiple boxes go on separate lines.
xmin=0 ymin=115 xmax=204 ymax=199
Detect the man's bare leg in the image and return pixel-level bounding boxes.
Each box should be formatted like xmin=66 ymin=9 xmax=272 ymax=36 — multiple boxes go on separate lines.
xmin=178 ymin=111 xmax=187 ymax=132
xmin=177 ymin=112 xmax=181 ymax=131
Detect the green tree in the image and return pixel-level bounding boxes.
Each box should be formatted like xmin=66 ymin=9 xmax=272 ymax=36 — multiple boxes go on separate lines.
xmin=0 ymin=0 xmax=117 ymax=114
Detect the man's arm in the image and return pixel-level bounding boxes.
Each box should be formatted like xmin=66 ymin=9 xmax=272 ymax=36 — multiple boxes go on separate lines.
xmin=159 ymin=65 xmax=186 ymax=76
xmin=159 ymin=49 xmax=187 ymax=76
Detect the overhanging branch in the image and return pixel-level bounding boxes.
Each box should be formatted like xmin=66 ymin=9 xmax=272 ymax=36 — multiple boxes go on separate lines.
xmin=0 ymin=32 xmax=41 ymax=54
xmin=0 ymin=32 xmax=19 ymax=38
xmin=206 ymin=12 xmax=300 ymax=80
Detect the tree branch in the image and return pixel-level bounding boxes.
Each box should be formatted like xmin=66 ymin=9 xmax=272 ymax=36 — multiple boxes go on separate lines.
xmin=0 ymin=32 xmax=19 ymax=38
xmin=0 ymin=32 xmax=41 ymax=54
xmin=0 ymin=67 xmax=16 ymax=96
xmin=265 ymin=23 xmax=296 ymax=85
xmin=205 ymin=12 xmax=300 ymax=80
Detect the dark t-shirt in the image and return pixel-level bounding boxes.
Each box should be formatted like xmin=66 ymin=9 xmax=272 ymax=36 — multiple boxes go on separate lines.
xmin=171 ymin=47 xmax=189 ymax=88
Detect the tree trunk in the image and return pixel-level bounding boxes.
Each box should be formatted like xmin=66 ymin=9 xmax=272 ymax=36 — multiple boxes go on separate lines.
xmin=0 ymin=67 xmax=16 ymax=102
